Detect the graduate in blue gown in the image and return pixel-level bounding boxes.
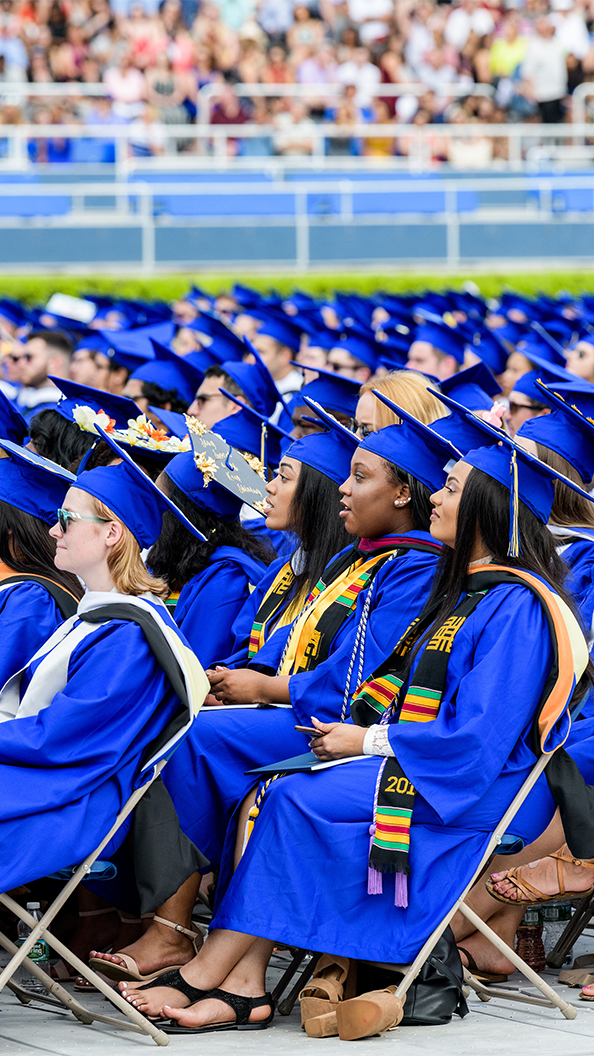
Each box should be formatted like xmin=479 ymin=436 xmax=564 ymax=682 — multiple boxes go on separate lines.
xmin=146 ymin=450 xmax=274 ymax=668
xmin=162 ymin=410 xmax=453 ymax=878
xmin=117 ymin=403 xmax=591 ymax=1034
xmin=0 ymin=433 xmax=208 ymax=895
xmin=0 ymin=442 xmax=83 ymax=686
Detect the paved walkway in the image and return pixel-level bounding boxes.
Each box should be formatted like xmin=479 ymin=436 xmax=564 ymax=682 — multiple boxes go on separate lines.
xmin=1 ymin=942 xmax=594 ymax=1055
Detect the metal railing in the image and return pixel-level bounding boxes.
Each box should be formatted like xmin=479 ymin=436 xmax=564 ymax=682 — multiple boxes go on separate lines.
xmin=0 ymin=172 xmax=593 ymax=270
xmin=0 ymin=121 xmax=590 ymax=175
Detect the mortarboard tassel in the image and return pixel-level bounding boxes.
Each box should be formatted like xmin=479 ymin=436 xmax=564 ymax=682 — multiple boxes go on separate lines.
xmin=261 ymin=422 xmax=267 ymax=475
xmin=507 ymin=448 xmax=522 ymax=558
xmin=367 ymin=824 xmax=383 ymax=895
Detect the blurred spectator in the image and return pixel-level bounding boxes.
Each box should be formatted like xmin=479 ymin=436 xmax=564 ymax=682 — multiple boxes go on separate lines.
xmin=337 ymin=45 xmax=381 ymax=106
xmin=240 ymin=99 xmax=273 ymax=154
xmin=128 ymin=103 xmax=166 ymax=154
xmin=363 ymin=98 xmax=394 ymax=155
xmin=210 ymin=83 xmax=251 ymax=154
xmin=489 ymin=12 xmax=528 ymax=78
xmin=325 ymin=98 xmax=358 ymax=154
xmin=145 ymin=52 xmax=192 ymax=123
xmin=346 ymin=0 xmax=393 ymax=46
xmin=445 ymin=0 xmax=495 ymax=51
xmin=262 ymin=44 xmax=294 ymax=83
xmin=287 ymin=5 xmax=326 ymax=56
xmin=274 ymin=99 xmax=316 ymax=154
xmin=103 ymin=50 xmax=146 ymax=118
xmin=522 ymin=14 xmax=568 ymax=123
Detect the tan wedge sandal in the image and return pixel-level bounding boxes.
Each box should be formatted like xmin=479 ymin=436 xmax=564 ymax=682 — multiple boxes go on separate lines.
xmin=299 ymin=954 xmax=351 ymax=1029
xmin=87 ymin=915 xmax=204 ymax=983
xmin=306 ymin=986 xmax=405 ymax=1040
xmin=485 ymin=845 xmax=594 ymax=907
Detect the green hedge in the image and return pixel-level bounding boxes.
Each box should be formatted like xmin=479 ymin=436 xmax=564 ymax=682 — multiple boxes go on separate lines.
xmin=3 ymin=270 xmax=594 ymax=305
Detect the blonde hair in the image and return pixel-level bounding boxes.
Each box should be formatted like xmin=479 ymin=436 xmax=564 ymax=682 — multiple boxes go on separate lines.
xmin=91 ymin=498 xmax=169 ymax=599
xmin=359 ymin=370 xmax=448 ymax=430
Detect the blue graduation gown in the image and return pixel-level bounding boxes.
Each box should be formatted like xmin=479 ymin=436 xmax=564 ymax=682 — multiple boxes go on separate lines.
xmin=224 ymin=555 xmax=294 ymax=669
xmin=560 ymin=537 xmax=594 ymax=645
xmin=211 ymin=581 xmax=569 ymax=963
xmin=0 ymin=597 xmax=182 ymax=892
xmin=163 ymin=534 xmax=440 ymax=871
xmin=0 ymin=581 xmax=66 ymax=689
xmin=174 ymin=546 xmax=268 ymax=668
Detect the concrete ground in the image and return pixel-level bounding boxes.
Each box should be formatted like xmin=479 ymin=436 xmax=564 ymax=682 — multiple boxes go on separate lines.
xmin=1 ymin=940 xmax=594 ymax=1056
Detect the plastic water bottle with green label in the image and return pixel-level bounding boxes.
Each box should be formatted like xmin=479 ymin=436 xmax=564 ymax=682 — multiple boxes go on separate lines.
xmin=16 ymin=902 xmax=50 ymax=993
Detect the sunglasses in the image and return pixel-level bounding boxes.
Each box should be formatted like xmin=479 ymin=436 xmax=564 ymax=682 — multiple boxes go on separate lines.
xmin=7 ymin=352 xmax=33 ymax=363
xmin=350 ymin=420 xmax=372 ymax=438
xmin=56 ymin=509 xmax=111 ymax=533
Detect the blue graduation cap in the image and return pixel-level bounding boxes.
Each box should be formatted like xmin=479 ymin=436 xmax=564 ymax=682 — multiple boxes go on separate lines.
xmin=284 ymin=421 xmax=357 ymax=487
xmin=148 ymin=406 xmax=188 ymax=440
xmin=365 ymin=391 xmax=463 ymax=492
xmin=97 ymin=321 xmax=175 ymax=373
xmin=190 ymin=312 xmax=246 ymax=363
xmin=441 ymin=362 xmax=502 ymax=412
xmin=500 ymin=292 xmax=546 ymax=323
xmin=222 ymin=341 xmax=288 ymax=418
xmin=463 ymin=325 xmax=508 ymax=376
xmin=49 ymin=375 xmax=143 ymax=430
xmin=0 ymin=438 xmax=75 ymax=524
xmin=332 ymin=325 xmax=379 ymax=372
xmin=516 ymin=332 xmax=566 ymax=369
xmin=128 ymin=340 xmax=204 ymax=404
xmin=541 ymin=379 xmax=594 ymax=422
xmin=510 ymin=370 xmax=557 ymax=406
xmin=432 ymin=390 xmax=594 ymax=550
xmin=0 ymin=299 xmax=28 ymax=328
xmin=491 ymin=319 xmax=528 ymax=347
xmin=74 ymin=423 xmax=206 ymax=547
xmin=215 ymin=391 xmax=291 ymax=468
xmin=0 ymin=389 xmax=28 ymax=445
xmin=232 ymin=284 xmax=269 ymax=310
xmin=164 ymin=451 xmax=243 ymax=522
xmin=517 ymin=401 xmax=594 ymax=485
xmin=514 ymin=351 xmax=575 ymax=384
xmin=247 ymin=308 xmax=302 ymax=353
xmin=411 ymin=322 xmax=467 ymax=364
xmin=289 ymin=364 xmax=360 ymax=418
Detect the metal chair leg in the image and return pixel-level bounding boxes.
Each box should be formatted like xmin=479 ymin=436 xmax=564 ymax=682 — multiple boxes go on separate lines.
xmin=547 ymin=890 xmax=594 ymax=969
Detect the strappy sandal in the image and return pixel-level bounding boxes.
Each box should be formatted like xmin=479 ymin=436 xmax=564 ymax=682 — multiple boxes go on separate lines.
xmin=88 ymin=916 xmax=203 ymax=983
xmin=458 ymin=946 xmax=509 ymax=984
xmin=299 ymin=954 xmax=350 ymax=1028
xmin=485 ymin=845 xmax=594 ymax=907
xmin=306 ymin=986 xmax=404 ymax=1040
xmin=560 ymin=954 xmax=594 ymax=988
xmin=161 ymin=989 xmax=274 ymax=1034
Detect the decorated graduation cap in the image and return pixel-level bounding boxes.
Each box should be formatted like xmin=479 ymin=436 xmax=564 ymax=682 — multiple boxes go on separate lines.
xmin=363 ymin=391 xmax=463 ymax=493
xmin=290 ymin=363 xmax=360 ymax=417
xmin=128 ymin=340 xmax=204 ymax=404
xmin=0 ymin=438 xmax=75 ymax=523
xmin=543 ymin=379 xmax=594 ymax=421
xmin=148 ymin=406 xmax=188 ymax=440
xmin=440 ymin=361 xmax=502 ymax=412
xmin=221 ymin=341 xmax=288 ymax=419
xmin=215 ymin=391 xmax=291 ymax=469
xmin=183 ymin=416 xmax=268 ymax=515
xmin=73 ymin=423 xmax=206 ymax=547
xmin=283 ymin=396 xmax=358 ymax=486
xmin=433 ymin=390 xmax=594 ymax=553
xmin=411 ymin=322 xmax=467 ymax=364
xmin=0 ymin=389 xmax=28 ymax=445
xmin=49 ymin=375 xmax=144 ymax=430
xmin=165 ymin=451 xmax=243 ymax=522
xmin=517 ymin=380 xmax=594 ymax=483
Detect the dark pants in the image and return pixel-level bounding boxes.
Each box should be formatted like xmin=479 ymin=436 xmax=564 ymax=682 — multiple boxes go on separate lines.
xmin=538 ymin=98 xmax=565 ymax=124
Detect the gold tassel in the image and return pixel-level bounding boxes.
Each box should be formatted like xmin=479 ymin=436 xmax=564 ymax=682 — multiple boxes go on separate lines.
xmin=261 ymin=423 xmax=267 ymax=473
xmin=508 ymin=448 xmax=522 ymax=558
xmin=242 ymin=805 xmax=260 ymax=855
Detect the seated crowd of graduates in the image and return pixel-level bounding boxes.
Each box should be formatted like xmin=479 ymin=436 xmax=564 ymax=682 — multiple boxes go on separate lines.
xmin=2 ymin=281 xmax=594 ymax=1038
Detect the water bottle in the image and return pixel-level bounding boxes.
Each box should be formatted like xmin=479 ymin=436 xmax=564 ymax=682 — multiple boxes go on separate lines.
xmin=515 ymin=907 xmax=546 ymax=972
xmin=16 ymin=902 xmax=50 ymax=993
xmin=543 ymin=903 xmax=573 ymax=964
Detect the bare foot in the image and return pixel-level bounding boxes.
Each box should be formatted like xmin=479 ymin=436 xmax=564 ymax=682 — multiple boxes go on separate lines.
xmin=581 ymin=984 xmax=594 ymax=1000
xmin=91 ymin=918 xmax=200 ymax=977
xmin=119 ymin=973 xmax=196 ymax=1018
xmin=459 ymin=932 xmax=515 ymax=977
xmin=165 ymin=990 xmax=272 ymax=1029
xmin=490 ymin=853 xmax=594 ymax=903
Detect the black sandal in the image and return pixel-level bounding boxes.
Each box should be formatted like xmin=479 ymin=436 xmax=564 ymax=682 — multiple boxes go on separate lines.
xmin=130 ymin=968 xmax=209 ymax=1023
xmin=162 ymin=988 xmax=274 ymax=1034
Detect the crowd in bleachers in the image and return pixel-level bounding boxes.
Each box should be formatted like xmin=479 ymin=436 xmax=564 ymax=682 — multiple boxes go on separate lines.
xmin=1 ymin=0 xmax=594 ymax=161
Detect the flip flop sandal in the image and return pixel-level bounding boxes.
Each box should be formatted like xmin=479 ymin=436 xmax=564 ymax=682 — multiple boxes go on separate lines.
xmin=560 ymin=954 xmax=594 ymax=987
xmin=120 ymin=967 xmax=210 ymax=1023
xmin=299 ymin=953 xmax=350 ymax=1026
xmin=162 ymin=989 xmax=274 ymax=1034
xmin=485 ymin=845 xmax=594 ymax=908
xmin=88 ymin=916 xmax=203 ymax=983
xmin=458 ymin=946 xmax=510 ymax=984
xmin=335 ymin=986 xmax=404 ymax=1041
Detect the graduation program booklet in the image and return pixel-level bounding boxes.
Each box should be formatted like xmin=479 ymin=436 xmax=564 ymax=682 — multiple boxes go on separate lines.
xmin=246 ymin=752 xmax=368 ymax=776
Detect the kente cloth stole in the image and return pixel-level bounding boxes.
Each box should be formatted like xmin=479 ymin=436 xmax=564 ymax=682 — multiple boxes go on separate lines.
xmin=278 ymin=538 xmax=440 ymax=678
xmin=248 ymin=561 xmax=295 ymax=658
xmin=353 ymin=566 xmax=584 ymax=907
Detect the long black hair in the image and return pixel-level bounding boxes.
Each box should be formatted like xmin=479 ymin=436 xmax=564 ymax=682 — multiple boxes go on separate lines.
xmin=284 ymin=461 xmax=351 ymax=613
xmin=147 ymin=476 xmax=275 ymax=590
xmin=416 ymin=466 xmax=593 ymax=699
xmin=0 ymin=499 xmax=83 ymax=599
xmin=139 ymin=381 xmax=189 ymax=415
xmin=384 ymin=461 xmax=432 ymax=531
xmin=29 ymin=409 xmax=95 ymax=469
xmin=68 ymin=439 xmax=165 ymax=482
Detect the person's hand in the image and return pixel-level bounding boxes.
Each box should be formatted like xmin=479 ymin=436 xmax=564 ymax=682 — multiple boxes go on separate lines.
xmin=207 ymin=667 xmax=267 ymax=705
xmin=309 ymin=716 xmax=366 ymax=761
